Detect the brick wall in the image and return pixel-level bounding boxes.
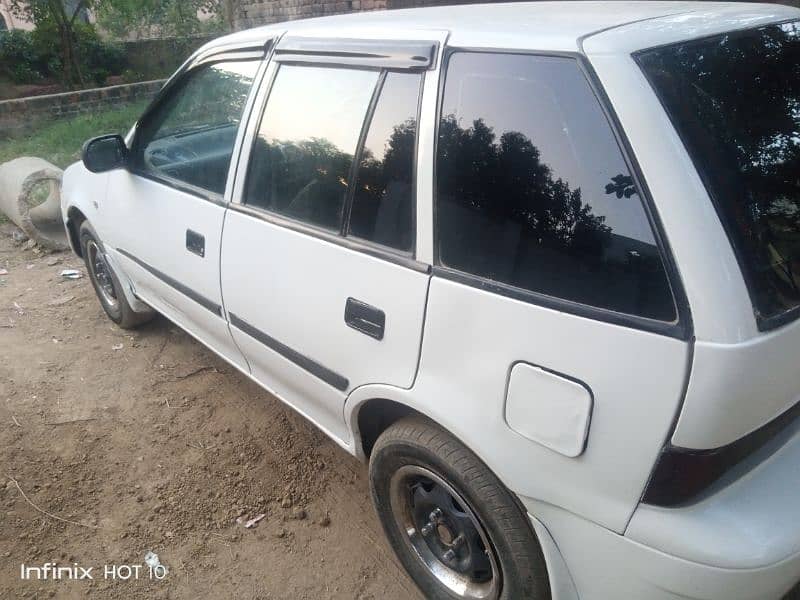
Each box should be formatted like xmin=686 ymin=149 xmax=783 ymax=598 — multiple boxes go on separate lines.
xmin=0 ymin=80 xmax=164 ymax=138
xmin=235 ymin=0 xmax=387 ymax=28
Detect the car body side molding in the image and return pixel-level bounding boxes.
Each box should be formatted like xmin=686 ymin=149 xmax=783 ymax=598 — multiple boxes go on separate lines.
xmin=229 ymin=313 xmax=350 ymax=392
xmin=116 ymin=248 xmax=223 ymax=316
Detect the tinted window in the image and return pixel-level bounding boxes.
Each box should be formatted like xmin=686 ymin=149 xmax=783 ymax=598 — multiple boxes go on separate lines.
xmin=133 ymin=60 xmax=258 ymax=195
xmin=348 ymin=72 xmax=420 ymax=251
xmin=638 ymin=21 xmax=800 ymax=327
xmin=436 ymin=52 xmax=676 ymax=321
xmin=244 ymin=65 xmax=379 ymax=231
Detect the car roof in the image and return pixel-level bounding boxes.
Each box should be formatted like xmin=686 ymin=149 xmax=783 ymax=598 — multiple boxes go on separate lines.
xmin=207 ymin=1 xmax=800 ymax=54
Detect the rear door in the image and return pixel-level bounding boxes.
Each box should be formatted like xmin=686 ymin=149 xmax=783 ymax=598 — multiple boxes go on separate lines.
xmin=104 ymin=46 xmax=267 ymax=368
xmin=221 ymin=36 xmax=439 ymax=442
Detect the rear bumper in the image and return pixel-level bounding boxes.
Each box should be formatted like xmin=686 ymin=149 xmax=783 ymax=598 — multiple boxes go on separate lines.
xmin=528 ymin=504 xmax=799 ymax=600
xmin=524 ymin=416 xmax=800 ymax=600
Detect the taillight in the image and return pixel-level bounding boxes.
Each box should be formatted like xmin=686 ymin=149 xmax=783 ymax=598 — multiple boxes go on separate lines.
xmin=642 ymin=400 xmax=800 ymax=507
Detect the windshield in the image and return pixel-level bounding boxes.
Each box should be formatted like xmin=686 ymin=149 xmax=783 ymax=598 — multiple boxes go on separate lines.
xmin=637 ymin=20 xmax=800 ymax=329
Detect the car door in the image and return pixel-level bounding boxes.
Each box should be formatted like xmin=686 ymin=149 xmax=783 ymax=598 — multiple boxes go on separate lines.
xmin=220 ymin=36 xmax=440 ymax=442
xmin=103 ymin=46 xmax=268 ymax=369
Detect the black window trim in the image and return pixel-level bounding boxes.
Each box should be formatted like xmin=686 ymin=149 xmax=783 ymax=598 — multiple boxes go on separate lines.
xmin=345 ymin=70 xmax=425 ymax=254
xmin=126 ymin=41 xmax=273 ymax=206
xmin=342 ymin=70 xmax=388 ymax=237
xmin=432 ymin=46 xmax=693 ymax=341
xmin=632 ymin=18 xmax=800 ymax=333
xmin=235 ymin=57 xmax=428 ymax=271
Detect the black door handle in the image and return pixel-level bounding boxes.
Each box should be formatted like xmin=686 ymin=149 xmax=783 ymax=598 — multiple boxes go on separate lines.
xmin=186 ymin=229 xmax=205 ymax=257
xmin=345 ymin=297 xmax=385 ymax=340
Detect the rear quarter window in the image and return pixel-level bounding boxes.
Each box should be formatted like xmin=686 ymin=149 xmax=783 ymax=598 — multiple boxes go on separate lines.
xmin=435 ymin=52 xmax=677 ymax=322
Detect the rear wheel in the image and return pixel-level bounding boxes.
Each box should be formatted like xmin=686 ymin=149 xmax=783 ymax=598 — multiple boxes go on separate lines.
xmin=79 ymin=222 xmax=153 ymax=329
xmin=369 ymin=416 xmax=550 ymax=600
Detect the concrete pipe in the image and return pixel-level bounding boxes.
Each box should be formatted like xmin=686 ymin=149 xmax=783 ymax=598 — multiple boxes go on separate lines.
xmin=0 ymin=157 xmax=68 ymax=251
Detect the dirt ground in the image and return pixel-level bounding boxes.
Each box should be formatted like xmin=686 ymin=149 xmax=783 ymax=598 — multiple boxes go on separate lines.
xmin=0 ymin=224 xmax=422 ymax=599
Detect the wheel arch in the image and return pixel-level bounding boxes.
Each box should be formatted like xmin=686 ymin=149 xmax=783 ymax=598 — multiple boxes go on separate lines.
xmin=353 ymin=387 xmax=564 ymax=599
xmin=346 ymin=385 xmax=452 ymax=461
xmin=66 ymin=206 xmax=88 ymax=257
xmin=352 ymin=396 xmax=419 ymax=460
xmin=346 ymin=385 xmax=499 ymax=476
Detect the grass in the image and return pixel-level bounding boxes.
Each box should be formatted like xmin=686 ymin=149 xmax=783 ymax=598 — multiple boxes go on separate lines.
xmin=0 ymin=100 xmax=148 ymax=169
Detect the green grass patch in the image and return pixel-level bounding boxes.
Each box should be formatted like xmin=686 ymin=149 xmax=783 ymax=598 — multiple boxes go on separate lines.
xmin=0 ymin=101 xmax=147 ymax=169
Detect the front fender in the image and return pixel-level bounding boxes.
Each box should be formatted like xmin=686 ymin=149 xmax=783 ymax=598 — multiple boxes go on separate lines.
xmin=61 ymin=161 xmax=108 ymax=249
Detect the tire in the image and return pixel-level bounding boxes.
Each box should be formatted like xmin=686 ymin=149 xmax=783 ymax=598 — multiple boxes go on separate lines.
xmin=369 ymin=415 xmax=551 ymax=600
xmin=79 ymin=221 xmax=153 ymax=329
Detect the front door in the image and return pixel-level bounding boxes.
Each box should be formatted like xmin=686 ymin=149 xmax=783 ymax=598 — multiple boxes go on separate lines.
xmin=104 ymin=53 xmax=264 ymax=369
xmin=220 ymin=39 xmax=436 ymax=443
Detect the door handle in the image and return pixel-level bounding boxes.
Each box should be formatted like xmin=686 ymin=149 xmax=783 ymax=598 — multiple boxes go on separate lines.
xmin=186 ymin=229 xmax=205 ymax=257
xmin=344 ymin=297 xmax=385 ymax=340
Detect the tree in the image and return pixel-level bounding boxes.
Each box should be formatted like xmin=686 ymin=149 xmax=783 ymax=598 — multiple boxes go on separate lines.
xmin=10 ymin=0 xmax=93 ymax=87
xmin=94 ymin=0 xmax=223 ymax=39
xmin=9 ymin=1 xmax=226 ymax=88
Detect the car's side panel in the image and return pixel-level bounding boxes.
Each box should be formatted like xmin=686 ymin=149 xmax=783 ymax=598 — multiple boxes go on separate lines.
xmin=347 ymin=277 xmax=689 ymax=533
xmin=672 ymin=320 xmax=800 ymax=449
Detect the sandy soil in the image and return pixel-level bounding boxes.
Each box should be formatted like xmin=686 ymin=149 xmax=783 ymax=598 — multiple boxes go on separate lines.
xmin=0 ymin=225 xmax=421 ymax=599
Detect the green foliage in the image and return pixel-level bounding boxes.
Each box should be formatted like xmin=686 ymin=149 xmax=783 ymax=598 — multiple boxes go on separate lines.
xmin=0 ymin=19 xmax=126 ymax=87
xmin=0 ymin=100 xmax=147 ymax=168
xmin=8 ymin=0 xmax=133 ymax=88
xmin=0 ymin=30 xmax=42 ymax=83
xmin=96 ymin=0 xmax=224 ymax=39
xmin=4 ymin=0 xmax=224 ymax=88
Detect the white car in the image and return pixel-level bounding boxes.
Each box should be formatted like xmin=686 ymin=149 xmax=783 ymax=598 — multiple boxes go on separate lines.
xmin=61 ymin=2 xmax=800 ymax=599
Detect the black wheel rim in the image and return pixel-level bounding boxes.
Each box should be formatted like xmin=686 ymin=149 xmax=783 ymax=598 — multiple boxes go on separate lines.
xmin=86 ymin=239 xmax=119 ymax=310
xmin=389 ymin=465 xmax=501 ymax=599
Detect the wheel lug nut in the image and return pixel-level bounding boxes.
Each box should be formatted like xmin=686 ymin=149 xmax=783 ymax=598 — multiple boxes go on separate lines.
xmin=420 ymin=522 xmax=435 ymax=536
xmin=443 ymin=549 xmax=456 ymax=561
xmin=429 ymin=508 xmax=442 ymax=522
xmin=452 ymin=534 xmax=465 ymax=548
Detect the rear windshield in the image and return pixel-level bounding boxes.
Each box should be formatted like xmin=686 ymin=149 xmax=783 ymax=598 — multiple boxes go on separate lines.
xmin=637 ymin=20 xmax=800 ymax=329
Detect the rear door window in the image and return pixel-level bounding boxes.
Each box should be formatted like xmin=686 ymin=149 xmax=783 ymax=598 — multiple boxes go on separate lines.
xmin=244 ymin=65 xmax=379 ymax=231
xmin=637 ymin=21 xmax=800 ymax=328
xmin=435 ymin=52 xmax=676 ymax=322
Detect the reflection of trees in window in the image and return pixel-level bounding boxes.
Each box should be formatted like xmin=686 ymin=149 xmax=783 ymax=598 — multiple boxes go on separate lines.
xmin=356 ymin=118 xmax=416 ymax=205
xmin=247 ymin=135 xmax=353 ymax=230
xmin=436 ymin=114 xmax=676 ymax=320
xmin=350 ymin=118 xmax=416 ymax=249
xmin=161 ymin=64 xmax=255 ymax=136
xmin=247 ymin=115 xmax=419 ymax=237
xmin=135 ymin=60 xmax=258 ymax=195
xmin=605 ymin=174 xmax=637 ymax=199
xmin=639 ymin=21 xmax=800 ymax=319
xmin=438 ymin=114 xmax=612 ymax=258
